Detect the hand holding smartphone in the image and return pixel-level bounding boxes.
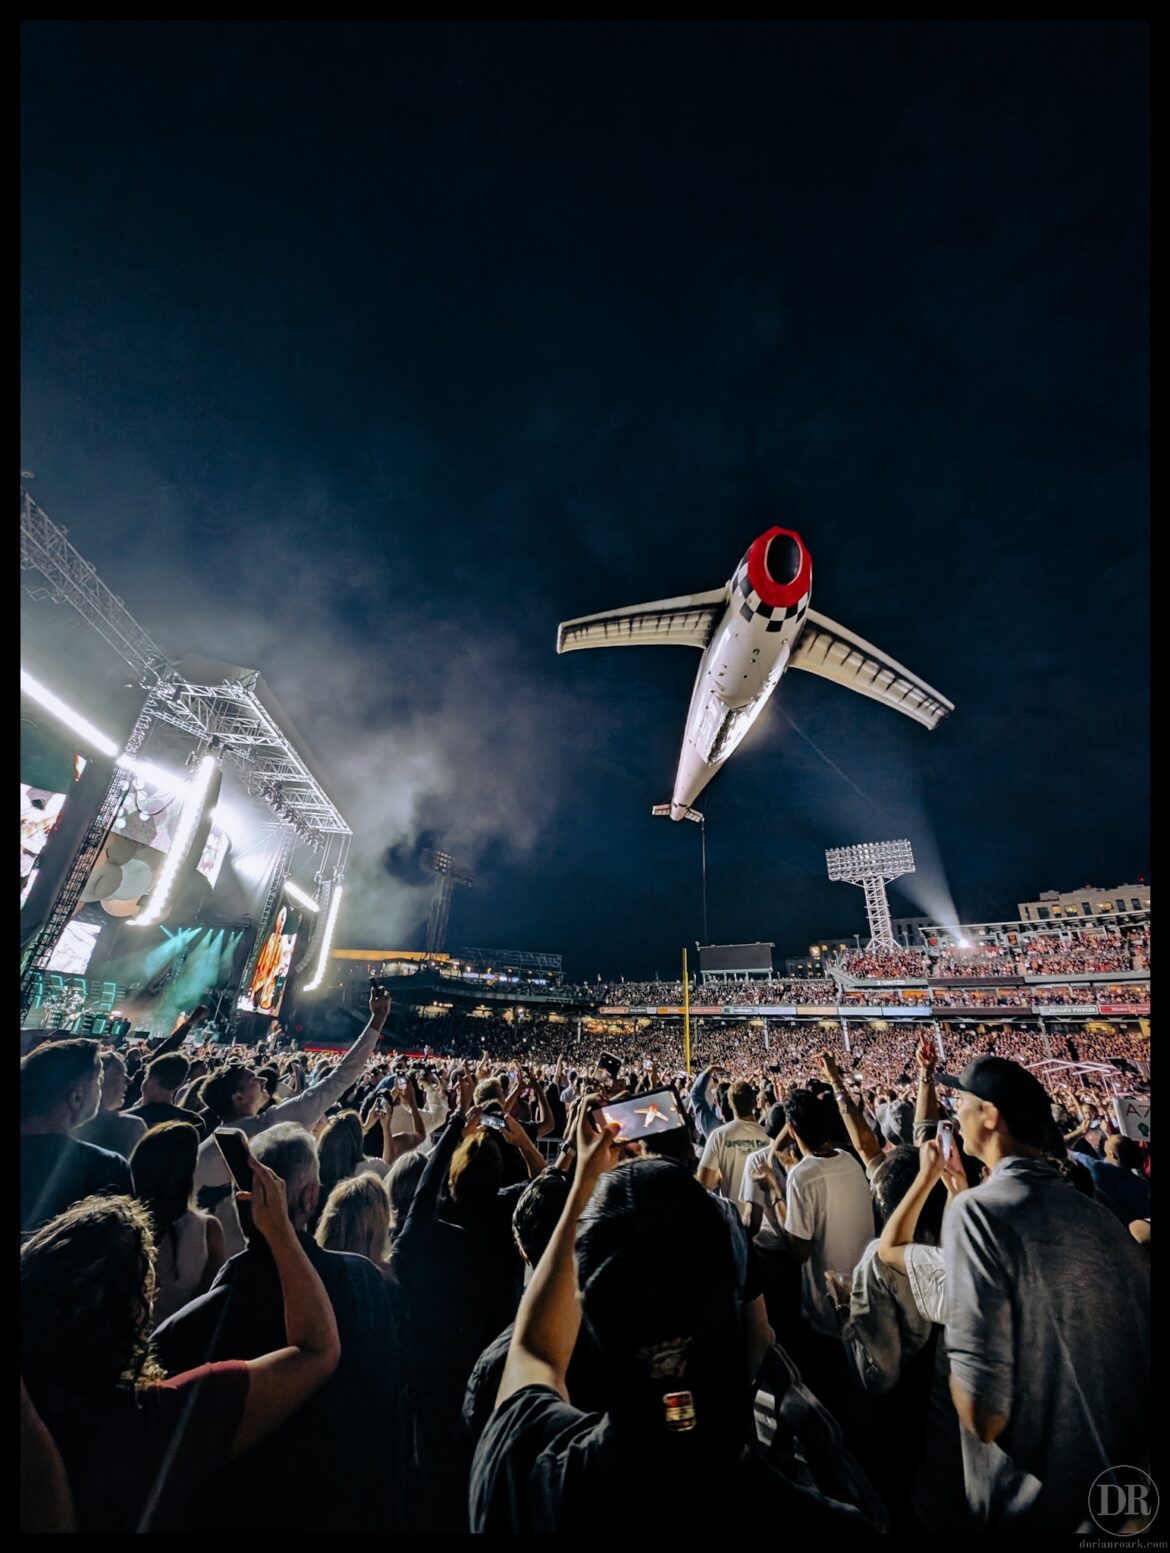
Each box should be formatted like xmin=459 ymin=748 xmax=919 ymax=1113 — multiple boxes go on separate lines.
xmin=589 ymin=1086 xmax=685 ymax=1143
xmin=214 ymin=1128 xmax=255 ymax=1191
xmin=937 ymin=1119 xmax=955 ymax=1164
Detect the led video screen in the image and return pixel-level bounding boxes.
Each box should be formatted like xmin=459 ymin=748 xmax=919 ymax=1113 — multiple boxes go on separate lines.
xmin=21 ymin=756 xmax=87 ymax=908
xmin=196 ymin=825 xmax=230 ymax=888
xmin=237 ymin=904 xmax=301 ymax=1016
xmin=46 ymin=920 xmax=102 ymax=975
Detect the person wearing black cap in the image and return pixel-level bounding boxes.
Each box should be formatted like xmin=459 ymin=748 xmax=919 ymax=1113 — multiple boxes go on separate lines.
xmin=470 ymin=1104 xmax=870 ymax=1532
xmin=938 ymin=1056 xmax=1150 ymax=1532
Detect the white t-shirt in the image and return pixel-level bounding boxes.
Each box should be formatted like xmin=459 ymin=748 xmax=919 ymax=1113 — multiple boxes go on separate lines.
xmin=903 ymin=1242 xmax=946 ymax=1325
xmin=785 ymin=1149 xmax=875 ymax=1335
xmin=698 ymin=1117 xmax=771 ymax=1201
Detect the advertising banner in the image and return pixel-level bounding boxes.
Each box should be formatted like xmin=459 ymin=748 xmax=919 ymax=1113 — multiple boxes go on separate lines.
xmin=1099 ymin=1003 xmax=1150 ymax=1016
xmin=840 ymin=1006 xmax=933 ymax=1019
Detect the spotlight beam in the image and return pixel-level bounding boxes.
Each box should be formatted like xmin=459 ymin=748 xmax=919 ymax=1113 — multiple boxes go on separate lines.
xmin=21 ymin=668 xmax=119 ymax=758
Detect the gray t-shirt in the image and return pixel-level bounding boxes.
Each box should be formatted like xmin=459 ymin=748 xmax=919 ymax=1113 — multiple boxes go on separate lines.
xmin=943 ymin=1155 xmax=1150 ymax=1532
xmin=841 ymin=1239 xmax=935 ymax=1395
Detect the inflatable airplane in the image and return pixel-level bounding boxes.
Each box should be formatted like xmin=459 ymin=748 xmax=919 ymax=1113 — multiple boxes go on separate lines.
xmin=557 ymin=527 xmax=953 ymax=821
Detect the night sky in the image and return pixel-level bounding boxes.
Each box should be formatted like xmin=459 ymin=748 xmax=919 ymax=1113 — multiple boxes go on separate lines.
xmin=21 ymin=22 xmax=1149 ymax=977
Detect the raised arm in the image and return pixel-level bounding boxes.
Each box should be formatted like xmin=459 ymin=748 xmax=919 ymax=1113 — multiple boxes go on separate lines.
xmin=820 ymin=1052 xmax=881 ymax=1167
xmin=228 ymin=1153 xmax=340 ymax=1456
xmin=689 ymin=1066 xmax=721 ymax=1140
xmin=266 ymin=989 xmax=390 ymax=1129
xmin=525 ymin=1068 xmax=554 ymax=1139
xmin=877 ymin=1139 xmax=962 ymax=1273
xmin=913 ymin=1034 xmax=940 ymax=1142
xmin=497 ymin=1103 xmax=621 ymax=1405
xmin=149 ymin=1003 xmax=211 ymax=1064
xmin=390 ymin=1110 xmax=466 ymax=1270
xmin=502 ymin=1111 xmax=547 ymax=1180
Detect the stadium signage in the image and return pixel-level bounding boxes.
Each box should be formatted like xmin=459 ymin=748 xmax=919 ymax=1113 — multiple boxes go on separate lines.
xmin=598 ymin=1006 xmax=630 ymax=1015
xmin=852 ymin=979 xmax=929 ymax=988
xmin=932 ymin=1004 xmax=1033 ymax=1017
xmin=1099 ymin=1003 xmax=1149 ymax=1016
xmin=1113 ymin=1095 xmax=1151 ymax=1142
xmin=1034 ymin=1004 xmax=1100 ymax=1016
xmin=840 ymin=1006 xmax=933 ymax=1018
xmin=927 ymin=978 xmax=1025 ymax=988
xmin=796 ymin=1005 xmax=838 ymax=1016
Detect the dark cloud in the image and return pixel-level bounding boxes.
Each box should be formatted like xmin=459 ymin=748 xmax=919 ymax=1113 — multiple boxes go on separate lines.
xmin=21 ymin=22 xmax=1148 ymax=972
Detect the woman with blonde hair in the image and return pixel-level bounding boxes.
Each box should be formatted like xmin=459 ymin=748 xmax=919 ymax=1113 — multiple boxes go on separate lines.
xmin=314 ymin=1171 xmax=392 ymax=1276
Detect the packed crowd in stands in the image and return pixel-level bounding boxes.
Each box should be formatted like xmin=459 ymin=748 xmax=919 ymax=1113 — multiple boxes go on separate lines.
xmin=1020 ymin=931 xmax=1145 ymax=976
xmin=21 ymin=968 xmax=1151 ymax=1534
xmin=841 ymin=948 xmax=930 ymax=979
xmin=840 ymin=926 xmax=1149 ymax=983
xmin=598 ymin=976 xmax=839 ymax=1005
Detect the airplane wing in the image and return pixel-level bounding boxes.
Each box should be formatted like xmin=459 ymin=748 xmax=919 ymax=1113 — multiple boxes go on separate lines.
xmin=790 ymin=609 xmax=954 ymax=730
xmin=556 ymin=588 xmax=728 ymax=653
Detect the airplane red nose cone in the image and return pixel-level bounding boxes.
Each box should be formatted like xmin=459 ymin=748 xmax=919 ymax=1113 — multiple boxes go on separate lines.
xmin=765 ymin=532 xmax=802 ymax=586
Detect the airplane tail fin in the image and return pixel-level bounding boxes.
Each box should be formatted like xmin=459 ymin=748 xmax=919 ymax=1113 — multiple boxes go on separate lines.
xmin=651 ymin=803 xmax=704 ymax=823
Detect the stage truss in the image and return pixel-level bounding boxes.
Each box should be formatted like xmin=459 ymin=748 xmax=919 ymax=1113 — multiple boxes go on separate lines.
xmin=20 ymin=485 xmax=352 ymax=1014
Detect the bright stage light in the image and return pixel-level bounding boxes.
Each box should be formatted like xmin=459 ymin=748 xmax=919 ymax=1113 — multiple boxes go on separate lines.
xmin=21 ymin=669 xmax=120 ymax=758
xmin=130 ymin=754 xmax=220 ymax=927
xmin=123 ymin=758 xmax=185 ymax=791
xmin=21 ymin=669 xmax=189 ymax=791
xmin=302 ymin=885 xmax=343 ymax=991
xmin=284 ymin=879 xmax=321 ymax=914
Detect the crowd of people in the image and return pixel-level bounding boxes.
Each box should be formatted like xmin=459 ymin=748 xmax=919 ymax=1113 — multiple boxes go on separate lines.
xmin=841 ymin=947 xmax=930 ymax=979
xmin=839 ymin=927 xmax=1150 ymax=983
xmin=21 ymin=980 xmax=1151 ymax=1533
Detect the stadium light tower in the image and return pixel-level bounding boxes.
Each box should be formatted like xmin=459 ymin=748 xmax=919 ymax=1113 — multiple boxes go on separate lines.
xmin=825 ymin=839 xmax=915 ymax=951
xmin=421 ymin=848 xmax=475 ymax=954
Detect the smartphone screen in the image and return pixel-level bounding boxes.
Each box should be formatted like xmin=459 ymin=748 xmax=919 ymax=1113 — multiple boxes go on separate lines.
xmin=937 ymin=1120 xmax=955 ymax=1162
xmin=643 ymin=1059 xmax=654 ymax=1071
xmin=480 ymin=1113 xmax=507 ymax=1132
xmin=590 ymin=1086 xmax=686 ymax=1143
xmin=214 ymin=1128 xmax=254 ymax=1190
xmin=598 ymin=1050 xmax=620 ymax=1078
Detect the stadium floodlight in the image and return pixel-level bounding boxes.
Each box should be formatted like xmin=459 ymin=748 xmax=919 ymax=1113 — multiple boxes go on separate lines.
xmin=301 ymin=884 xmax=343 ymax=991
xmin=21 ymin=668 xmax=120 ymax=758
xmin=825 ymin=839 xmax=916 ymax=950
xmin=130 ymin=754 xmax=221 ymax=927
xmin=284 ymin=879 xmax=321 ymax=914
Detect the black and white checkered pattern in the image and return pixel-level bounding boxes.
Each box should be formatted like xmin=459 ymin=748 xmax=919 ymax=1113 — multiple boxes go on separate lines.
xmin=731 ymin=559 xmax=810 ymax=634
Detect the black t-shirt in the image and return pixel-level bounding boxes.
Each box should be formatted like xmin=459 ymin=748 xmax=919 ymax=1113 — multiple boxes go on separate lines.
xmin=470 ymin=1385 xmax=872 ymax=1533
xmin=21 ymin=1134 xmax=132 ymax=1235
xmin=463 ymin=1323 xmax=604 ymax=1447
xmin=123 ymin=1100 xmax=208 ymax=1140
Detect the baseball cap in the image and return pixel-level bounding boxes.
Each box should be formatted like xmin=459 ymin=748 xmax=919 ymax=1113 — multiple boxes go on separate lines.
xmin=936 ymin=1056 xmax=1057 ymax=1148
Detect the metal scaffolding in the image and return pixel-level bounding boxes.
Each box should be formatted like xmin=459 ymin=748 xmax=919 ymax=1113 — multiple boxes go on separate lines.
xmin=20 ymin=485 xmax=353 ymax=1008
xmin=20 ymin=486 xmax=350 ymax=840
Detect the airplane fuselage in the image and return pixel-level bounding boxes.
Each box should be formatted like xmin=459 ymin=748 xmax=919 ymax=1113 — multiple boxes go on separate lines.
xmin=668 ymin=527 xmax=812 ymax=818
